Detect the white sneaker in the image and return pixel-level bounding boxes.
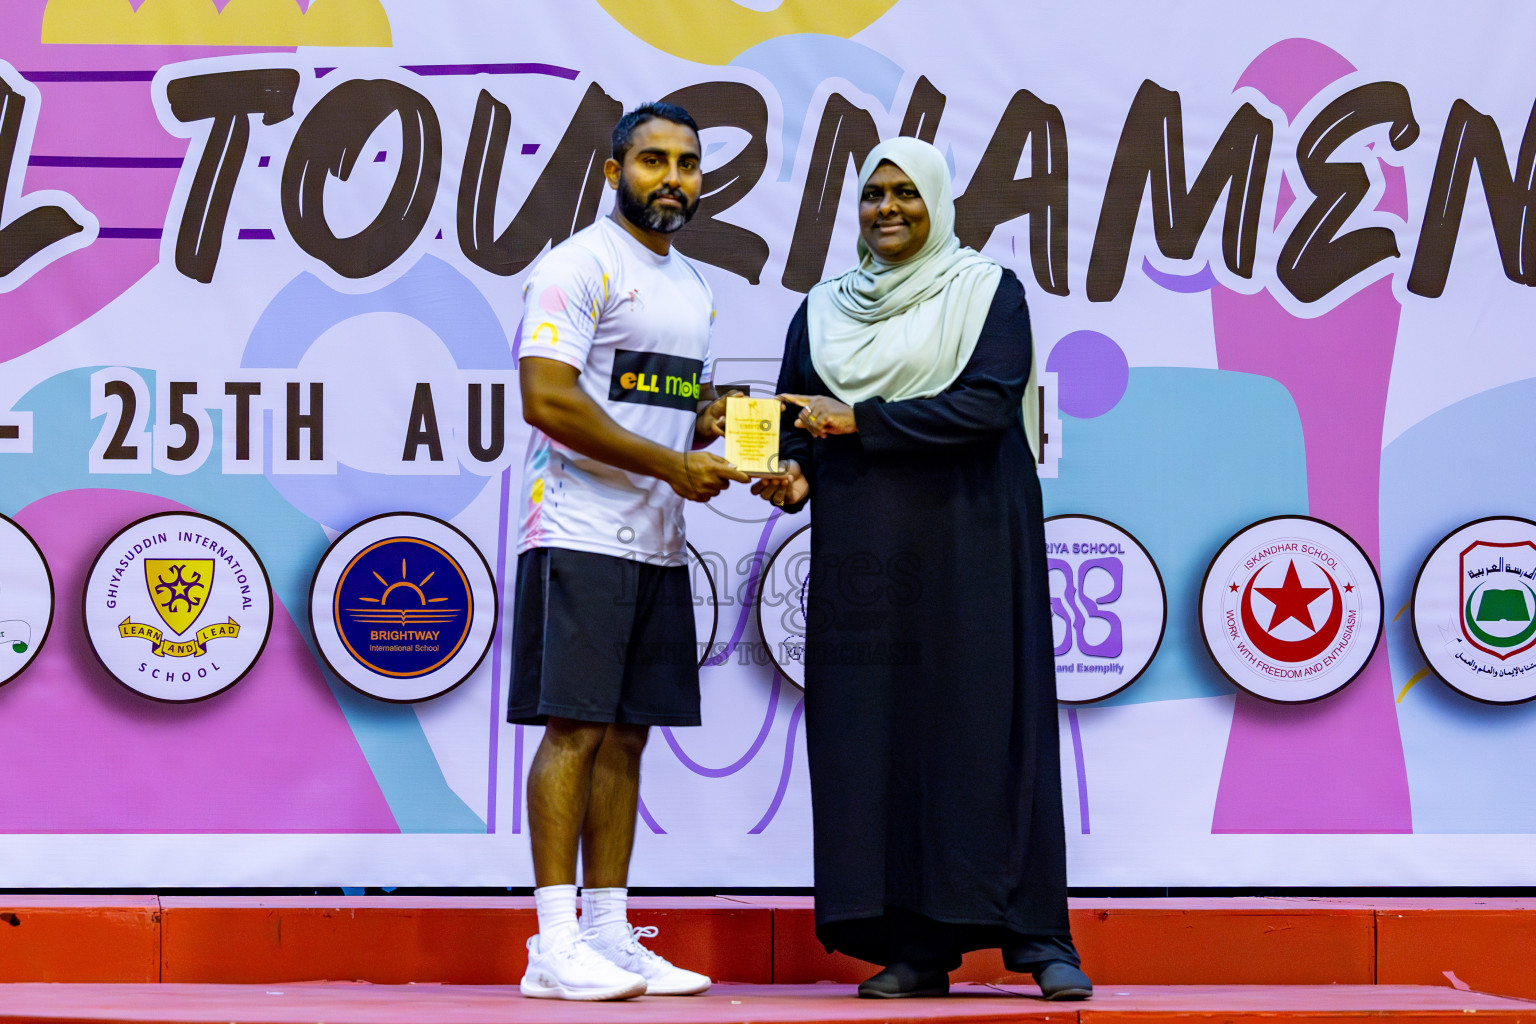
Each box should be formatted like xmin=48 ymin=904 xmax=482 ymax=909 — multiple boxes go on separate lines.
xmin=519 ymin=932 xmax=647 ymax=1000
xmin=585 ymin=924 xmax=711 ymax=996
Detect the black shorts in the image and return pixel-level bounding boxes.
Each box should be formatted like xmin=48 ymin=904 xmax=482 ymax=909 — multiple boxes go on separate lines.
xmin=507 ymin=547 xmax=701 ymax=726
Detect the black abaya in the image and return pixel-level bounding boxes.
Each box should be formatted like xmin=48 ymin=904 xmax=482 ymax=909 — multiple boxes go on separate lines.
xmin=775 ymin=269 xmax=1077 ymax=969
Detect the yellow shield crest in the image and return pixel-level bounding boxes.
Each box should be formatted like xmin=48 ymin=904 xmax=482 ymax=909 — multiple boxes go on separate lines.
xmin=145 ymin=559 xmax=214 ymax=636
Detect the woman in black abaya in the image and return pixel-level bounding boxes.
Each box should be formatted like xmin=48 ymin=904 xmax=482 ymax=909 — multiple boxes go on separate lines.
xmin=753 ymin=137 xmax=1091 ymax=1000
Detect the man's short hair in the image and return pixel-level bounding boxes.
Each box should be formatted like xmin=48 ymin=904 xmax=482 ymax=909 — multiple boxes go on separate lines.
xmin=611 ymin=102 xmax=700 ymax=162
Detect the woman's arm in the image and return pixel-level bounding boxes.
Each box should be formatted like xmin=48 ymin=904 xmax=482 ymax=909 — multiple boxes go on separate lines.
xmin=752 ymin=303 xmax=814 ymax=511
xmin=855 ymin=271 xmax=1034 ymax=454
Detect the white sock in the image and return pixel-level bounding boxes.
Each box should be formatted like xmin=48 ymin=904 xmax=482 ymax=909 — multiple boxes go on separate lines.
xmin=581 ymin=886 xmax=629 ymax=936
xmin=534 ymin=884 xmax=579 ymax=946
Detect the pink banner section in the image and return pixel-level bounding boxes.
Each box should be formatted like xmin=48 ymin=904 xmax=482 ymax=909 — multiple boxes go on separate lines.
xmin=1208 ymin=37 xmax=1413 ymax=834
xmin=1210 ymin=281 xmax=1411 ymax=833
xmin=5 ymin=489 xmax=397 ymax=833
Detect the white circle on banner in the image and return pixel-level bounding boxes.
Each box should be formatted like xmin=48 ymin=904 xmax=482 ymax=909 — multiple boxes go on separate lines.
xmin=1199 ymin=516 xmax=1382 ymax=704
xmin=310 ymin=513 xmax=497 ymax=703
xmin=757 ymin=524 xmax=811 ymax=688
xmin=0 ymin=513 xmax=54 ymax=687
xmin=1045 ymin=515 xmax=1165 ymax=703
xmin=1412 ymin=517 xmax=1536 ymax=704
xmin=83 ymin=513 xmax=272 ymax=702
xmin=685 ymin=543 xmax=720 ymax=669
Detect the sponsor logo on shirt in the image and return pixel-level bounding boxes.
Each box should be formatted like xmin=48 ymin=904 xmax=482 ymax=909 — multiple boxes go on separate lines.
xmin=609 ymin=349 xmax=705 ymax=411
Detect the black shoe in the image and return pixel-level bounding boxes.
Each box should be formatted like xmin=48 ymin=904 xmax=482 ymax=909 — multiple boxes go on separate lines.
xmin=857 ymin=963 xmax=951 ymax=998
xmin=1034 ymin=960 xmax=1092 ymax=1000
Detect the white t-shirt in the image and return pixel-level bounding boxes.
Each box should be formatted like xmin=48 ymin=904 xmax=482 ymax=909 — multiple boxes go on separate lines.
xmin=515 ymin=216 xmax=714 ymax=566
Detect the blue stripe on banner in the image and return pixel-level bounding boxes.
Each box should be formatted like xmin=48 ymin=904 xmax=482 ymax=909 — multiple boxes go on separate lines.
xmin=402 ymin=62 xmax=578 ymax=78
xmin=22 ymin=64 xmax=578 ymax=84
xmin=29 ymin=156 xmax=183 ymax=169
xmin=20 ymin=70 xmax=157 ymax=82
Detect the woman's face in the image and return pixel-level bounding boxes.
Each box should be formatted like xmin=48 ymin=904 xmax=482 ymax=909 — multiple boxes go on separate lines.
xmin=859 ymin=161 xmax=930 ymax=263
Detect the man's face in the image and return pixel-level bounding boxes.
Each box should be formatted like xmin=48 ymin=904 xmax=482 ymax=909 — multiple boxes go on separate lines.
xmin=609 ymin=119 xmax=703 ymax=234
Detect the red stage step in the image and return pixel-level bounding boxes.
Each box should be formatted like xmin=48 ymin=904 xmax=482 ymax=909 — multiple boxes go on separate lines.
xmin=0 ymin=983 xmax=1527 ymax=1024
xmin=0 ymin=897 xmax=159 ymax=983
xmin=2 ymin=896 xmax=1535 ymax=1001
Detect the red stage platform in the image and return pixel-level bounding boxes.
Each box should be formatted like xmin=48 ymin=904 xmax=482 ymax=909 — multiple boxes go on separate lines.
xmin=0 ymin=983 xmax=1528 ymax=1024
xmin=0 ymin=896 xmax=1534 ymax=1021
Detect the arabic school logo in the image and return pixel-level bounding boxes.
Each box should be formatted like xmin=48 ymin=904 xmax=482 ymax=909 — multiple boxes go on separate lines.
xmin=83 ymin=512 xmax=272 ymax=702
xmin=0 ymin=514 xmax=55 ymax=688
xmin=310 ymin=513 xmax=496 ymax=703
xmin=1460 ymin=543 xmax=1536 ymax=659
xmin=1199 ymin=516 xmax=1382 ymax=703
xmin=1412 ymin=518 xmax=1536 ymax=704
xmin=1045 ymin=515 xmax=1166 ymax=704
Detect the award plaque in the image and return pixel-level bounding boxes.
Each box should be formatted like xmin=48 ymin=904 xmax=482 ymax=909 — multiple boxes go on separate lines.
xmin=724 ymin=396 xmax=782 ymax=476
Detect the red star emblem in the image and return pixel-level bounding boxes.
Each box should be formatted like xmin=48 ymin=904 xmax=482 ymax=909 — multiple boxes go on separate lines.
xmin=1343 ymin=582 xmax=1354 ymax=593
xmin=1229 ymin=582 xmax=1239 ymax=593
xmin=1255 ymin=560 xmax=1330 ymax=631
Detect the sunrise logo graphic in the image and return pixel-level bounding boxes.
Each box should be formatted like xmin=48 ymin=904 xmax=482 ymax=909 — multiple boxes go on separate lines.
xmin=41 ymin=0 xmax=391 ymax=47
xmin=334 ymin=537 xmax=473 ymax=681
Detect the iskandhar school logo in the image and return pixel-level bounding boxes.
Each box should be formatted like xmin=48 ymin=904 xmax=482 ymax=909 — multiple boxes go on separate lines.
xmin=83 ymin=512 xmax=272 ymax=701
xmin=1412 ymin=517 xmax=1536 ymax=704
xmin=309 ymin=513 xmax=496 ymax=702
xmin=1200 ymin=516 xmax=1383 ymax=703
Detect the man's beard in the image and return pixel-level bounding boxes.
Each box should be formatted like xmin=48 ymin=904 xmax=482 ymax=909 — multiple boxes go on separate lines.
xmin=617 ymin=177 xmax=698 ymax=233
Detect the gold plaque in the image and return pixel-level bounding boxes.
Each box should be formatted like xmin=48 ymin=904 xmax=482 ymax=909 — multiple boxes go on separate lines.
xmin=723 ymin=396 xmax=782 ymax=476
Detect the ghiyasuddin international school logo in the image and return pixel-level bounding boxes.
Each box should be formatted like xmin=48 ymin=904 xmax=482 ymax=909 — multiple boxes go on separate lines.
xmin=83 ymin=512 xmax=272 ymax=702
xmin=123 ymin=558 xmax=239 ymax=658
xmin=1412 ymin=518 xmax=1536 ymax=704
xmin=1200 ymin=516 xmax=1383 ymax=703
xmin=310 ymin=513 xmax=496 ymax=703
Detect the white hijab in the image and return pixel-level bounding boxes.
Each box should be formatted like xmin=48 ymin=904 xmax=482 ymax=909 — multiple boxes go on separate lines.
xmin=806 ymin=137 xmax=1041 ymax=458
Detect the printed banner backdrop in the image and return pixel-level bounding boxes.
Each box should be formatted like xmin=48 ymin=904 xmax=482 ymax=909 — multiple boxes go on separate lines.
xmin=2 ymin=0 xmax=1536 ymax=886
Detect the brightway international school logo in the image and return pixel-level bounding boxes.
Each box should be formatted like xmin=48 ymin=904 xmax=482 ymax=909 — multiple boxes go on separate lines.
xmin=1200 ymin=516 xmax=1382 ymax=703
xmin=1412 ymin=517 xmax=1536 ymax=704
xmin=83 ymin=512 xmax=272 ymax=702
xmin=309 ymin=513 xmax=496 ymax=702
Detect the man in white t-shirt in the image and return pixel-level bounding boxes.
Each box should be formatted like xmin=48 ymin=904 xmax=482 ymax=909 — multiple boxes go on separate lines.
xmin=510 ymin=102 xmax=748 ymax=1002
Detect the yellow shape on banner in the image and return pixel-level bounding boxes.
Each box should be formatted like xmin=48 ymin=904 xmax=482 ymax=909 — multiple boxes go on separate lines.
xmin=41 ymin=0 xmax=391 ymax=47
xmin=593 ymin=0 xmax=900 ymax=64
xmin=146 ymin=558 xmax=213 ymax=636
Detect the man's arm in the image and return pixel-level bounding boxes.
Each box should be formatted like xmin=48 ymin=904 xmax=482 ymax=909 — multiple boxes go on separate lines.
xmin=692 ymin=382 xmax=744 ymax=448
xmin=520 ymin=356 xmax=747 ymax=501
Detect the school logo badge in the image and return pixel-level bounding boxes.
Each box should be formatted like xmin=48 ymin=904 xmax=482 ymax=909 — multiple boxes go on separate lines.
xmin=758 ymin=525 xmax=813 ymax=687
xmin=309 ymin=513 xmax=497 ymax=702
xmin=83 ymin=512 xmax=272 ymax=702
xmin=1412 ymin=518 xmax=1536 ymax=704
xmin=0 ymin=513 xmax=55 ymax=688
xmin=1045 ymin=516 xmax=1166 ymax=703
xmin=1199 ymin=516 xmax=1382 ymax=703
